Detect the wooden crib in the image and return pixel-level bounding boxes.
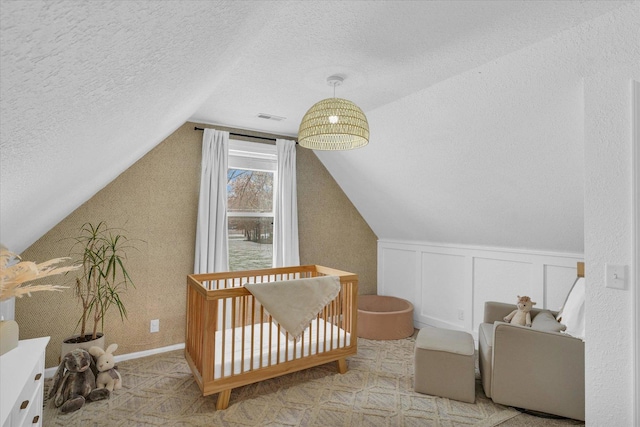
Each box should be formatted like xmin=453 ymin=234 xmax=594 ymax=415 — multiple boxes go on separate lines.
xmin=185 ymin=265 xmax=358 ymax=410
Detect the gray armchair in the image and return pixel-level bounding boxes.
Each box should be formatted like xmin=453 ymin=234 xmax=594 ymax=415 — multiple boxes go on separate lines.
xmin=478 ymin=301 xmax=585 ymax=421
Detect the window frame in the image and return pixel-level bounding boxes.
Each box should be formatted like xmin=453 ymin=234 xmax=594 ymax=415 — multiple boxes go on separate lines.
xmin=227 ymin=139 xmax=277 ymax=271
xmin=227 ymin=139 xmax=277 ymax=218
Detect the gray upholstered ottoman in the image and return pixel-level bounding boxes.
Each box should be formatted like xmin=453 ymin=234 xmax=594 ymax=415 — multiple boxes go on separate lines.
xmin=414 ymin=327 xmax=476 ymax=403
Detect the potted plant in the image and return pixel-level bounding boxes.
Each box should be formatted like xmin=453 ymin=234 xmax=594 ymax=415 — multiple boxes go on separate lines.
xmin=62 ymin=222 xmax=136 ymax=355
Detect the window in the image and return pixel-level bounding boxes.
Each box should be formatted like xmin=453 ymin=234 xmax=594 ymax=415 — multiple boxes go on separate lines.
xmin=227 ymin=140 xmax=277 ymax=271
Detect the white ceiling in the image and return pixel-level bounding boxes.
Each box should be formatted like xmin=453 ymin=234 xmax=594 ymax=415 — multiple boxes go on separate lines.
xmin=0 ymin=1 xmax=633 ymax=253
xmin=190 ymin=1 xmax=625 ymax=136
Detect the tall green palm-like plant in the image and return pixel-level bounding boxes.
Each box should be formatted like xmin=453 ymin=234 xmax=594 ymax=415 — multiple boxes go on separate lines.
xmin=71 ymin=222 xmax=136 ymax=342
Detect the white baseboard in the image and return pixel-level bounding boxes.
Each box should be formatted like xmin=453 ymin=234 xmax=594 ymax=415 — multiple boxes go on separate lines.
xmin=45 ymin=342 xmax=185 ymax=378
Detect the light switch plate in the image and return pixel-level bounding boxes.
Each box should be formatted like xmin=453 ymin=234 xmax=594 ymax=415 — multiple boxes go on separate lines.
xmin=605 ymin=264 xmax=627 ymax=290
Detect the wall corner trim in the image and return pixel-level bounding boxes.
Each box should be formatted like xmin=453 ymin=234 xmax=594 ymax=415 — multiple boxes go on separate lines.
xmin=377 ymin=238 xmax=584 ymax=260
xmin=632 ymin=79 xmax=640 ymax=427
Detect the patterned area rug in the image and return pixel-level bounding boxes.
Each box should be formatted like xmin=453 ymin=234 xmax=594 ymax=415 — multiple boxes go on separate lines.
xmin=42 ymin=336 xmax=580 ymax=427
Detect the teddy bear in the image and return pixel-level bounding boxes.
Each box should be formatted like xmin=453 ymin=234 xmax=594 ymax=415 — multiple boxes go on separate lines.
xmin=89 ymin=343 xmax=122 ymax=392
xmin=48 ymin=348 xmax=110 ymax=413
xmin=503 ymin=295 xmax=536 ymax=327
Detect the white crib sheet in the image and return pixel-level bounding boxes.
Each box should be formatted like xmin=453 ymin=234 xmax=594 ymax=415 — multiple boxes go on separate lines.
xmin=213 ymin=318 xmax=350 ymax=378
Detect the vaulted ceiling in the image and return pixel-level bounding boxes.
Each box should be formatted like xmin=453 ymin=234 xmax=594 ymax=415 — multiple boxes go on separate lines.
xmin=1 ymin=1 xmax=635 ymax=253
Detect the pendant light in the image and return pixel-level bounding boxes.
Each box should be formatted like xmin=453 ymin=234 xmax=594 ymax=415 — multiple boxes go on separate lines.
xmin=298 ymin=75 xmax=369 ymax=150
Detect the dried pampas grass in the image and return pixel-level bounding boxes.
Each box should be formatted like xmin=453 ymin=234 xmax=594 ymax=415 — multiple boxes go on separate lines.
xmin=0 ymin=247 xmax=79 ymax=301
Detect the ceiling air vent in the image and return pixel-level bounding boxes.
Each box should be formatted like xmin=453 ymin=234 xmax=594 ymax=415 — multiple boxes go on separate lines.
xmin=257 ymin=113 xmax=286 ymax=121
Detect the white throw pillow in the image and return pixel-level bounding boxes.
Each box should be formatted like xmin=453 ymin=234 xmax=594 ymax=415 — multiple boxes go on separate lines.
xmin=558 ymin=277 xmax=585 ymax=341
xmin=531 ymin=310 xmax=566 ymax=333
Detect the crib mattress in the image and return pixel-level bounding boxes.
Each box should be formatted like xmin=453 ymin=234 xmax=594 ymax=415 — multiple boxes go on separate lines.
xmin=213 ymin=318 xmax=350 ymax=378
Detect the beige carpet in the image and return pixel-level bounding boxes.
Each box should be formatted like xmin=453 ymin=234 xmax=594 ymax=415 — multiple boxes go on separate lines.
xmin=43 ymin=336 xmax=584 ymax=426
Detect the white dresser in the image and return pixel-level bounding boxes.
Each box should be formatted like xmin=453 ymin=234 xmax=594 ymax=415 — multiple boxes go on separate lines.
xmin=0 ymin=337 xmax=49 ymax=427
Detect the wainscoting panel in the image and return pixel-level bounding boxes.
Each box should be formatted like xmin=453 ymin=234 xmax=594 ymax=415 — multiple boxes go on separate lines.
xmin=378 ymin=245 xmax=418 ymax=304
xmin=378 ymin=239 xmax=583 ymax=339
xmin=420 ymin=252 xmax=467 ymax=330
xmin=544 ymin=264 xmax=579 ymax=311
xmin=472 ymin=258 xmax=536 ymax=332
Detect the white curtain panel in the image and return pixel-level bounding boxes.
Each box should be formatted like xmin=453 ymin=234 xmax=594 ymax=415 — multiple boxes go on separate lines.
xmin=194 ymin=129 xmax=230 ymax=274
xmin=273 ymin=139 xmax=300 ymax=267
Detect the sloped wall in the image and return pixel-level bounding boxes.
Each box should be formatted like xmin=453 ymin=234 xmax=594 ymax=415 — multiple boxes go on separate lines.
xmin=16 ymin=121 xmax=377 ymax=368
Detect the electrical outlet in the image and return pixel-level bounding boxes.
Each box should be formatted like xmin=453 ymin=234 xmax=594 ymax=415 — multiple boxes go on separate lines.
xmin=457 ymin=309 xmax=464 ymax=321
xmin=150 ymin=319 xmax=159 ymax=333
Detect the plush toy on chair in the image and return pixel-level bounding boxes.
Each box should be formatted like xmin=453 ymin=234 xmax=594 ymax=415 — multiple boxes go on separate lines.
xmin=503 ymin=295 xmax=536 ymax=327
xmin=89 ymin=343 xmax=122 ymax=392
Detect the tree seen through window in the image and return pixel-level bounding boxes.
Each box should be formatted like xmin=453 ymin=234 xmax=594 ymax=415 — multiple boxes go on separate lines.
xmin=227 ymin=169 xmax=274 ymax=271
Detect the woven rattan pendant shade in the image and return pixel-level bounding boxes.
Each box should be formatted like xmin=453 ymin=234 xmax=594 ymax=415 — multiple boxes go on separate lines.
xmin=298 ymin=82 xmax=369 ymax=150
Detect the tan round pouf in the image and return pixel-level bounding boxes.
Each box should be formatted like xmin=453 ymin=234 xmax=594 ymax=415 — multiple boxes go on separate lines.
xmin=357 ymin=295 xmax=414 ymax=340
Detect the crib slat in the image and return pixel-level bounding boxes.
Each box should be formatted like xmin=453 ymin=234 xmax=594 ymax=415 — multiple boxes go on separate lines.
xmin=292 ymin=335 xmax=297 ymax=361
xmin=308 ymin=319 xmax=313 ymax=356
xmin=339 ymin=289 xmax=345 ymax=347
xmin=259 ymin=305 xmax=265 ymax=369
xmin=284 ymin=330 xmax=290 ymax=362
xmin=221 ymin=299 xmax=227 ymax=378
xmin=267 ymin=314 xmax=272 ymax=367
xmin=249 ymin=295 xmax=255 ymax=373
xmin=330 ymin=299 xmax=335 ymax=351
xmin=322 ymin=305 xmax=328 ymax=354
xmin=276 ymin=324 xmax=282 ymax=363
xmin=230 ymin=297 xmax=236 ymax=377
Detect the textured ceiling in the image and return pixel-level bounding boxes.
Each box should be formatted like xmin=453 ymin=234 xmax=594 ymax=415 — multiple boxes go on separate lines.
xmin=190 ymin=1 xmax=627 ymax=135
xmin=0 ymin=1 xmax=633 ymax=253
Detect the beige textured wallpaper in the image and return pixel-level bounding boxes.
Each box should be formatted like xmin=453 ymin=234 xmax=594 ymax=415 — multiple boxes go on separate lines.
xmin=16 ymin=121 xmax=377 ymax=368
xmin=296 ymin=148 xmax=377 ymax=294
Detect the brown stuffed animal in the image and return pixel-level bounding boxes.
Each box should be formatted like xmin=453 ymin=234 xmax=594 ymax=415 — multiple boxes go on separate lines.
xmin=503 ymin=295 xmax=536 ymax=327
xmin=48 ymin=348 xmax=110 ymax=413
